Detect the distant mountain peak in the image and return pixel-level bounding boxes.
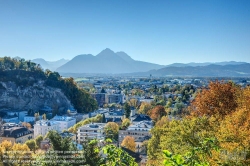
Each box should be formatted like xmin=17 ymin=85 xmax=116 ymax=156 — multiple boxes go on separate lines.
xmin=98 ymin=48 xmax=115 ymax=55
xmin=56 ymin=48 xmax=164 ymax=74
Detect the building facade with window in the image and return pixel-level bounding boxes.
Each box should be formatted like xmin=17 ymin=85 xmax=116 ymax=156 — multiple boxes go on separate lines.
xmin=77 ymin=123 xmax=105 ymax=144
xmin=34 ymin=120 xmax=59 ymax=138
xmin=118 ymin=120 xmax=153 ymax=145
xmin=51 ymin=115 xmax=76 ymax=132
xmin=0 ymin=127 xmax=33 ymax=144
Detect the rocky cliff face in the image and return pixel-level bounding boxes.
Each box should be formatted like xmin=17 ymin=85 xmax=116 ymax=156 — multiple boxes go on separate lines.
xmin=0 ymin=81 xmax=71 ymax=112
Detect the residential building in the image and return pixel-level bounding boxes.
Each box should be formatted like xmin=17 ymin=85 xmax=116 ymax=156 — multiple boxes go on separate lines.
xmin=4 ymin=110 xmax=28 ymax=122
xmin=2 ymin=115 xmax=19 ymax=123
xmin=91 ymin=93 xmax=124 ymax=105
xmin=40 ymin=139 xmax=50 ymax=150
xmin=105 ymin=117 xmax=122 ymax=125
xmin=118 ymin=120 xmax=153 ymax=146
xmin=77 ymin=123 xmax=105 ymax=144
xmin=130 ymin=114 xmax=152 ymax=122
xmin=91 ymin=93 xmax=106 ymax=106
xmin=2 ymin=123 xmax=19 ymax=129
xmin=23 ymin=115 xmax=42 ymax=123
xmin=0 ymin=127 xmax=33 ymax=144
xmin=51 ymin=115 xmax=76 ymax=132
xmin=34 ymin=120 xmax=59 ymax=138
xmin=105 ymin=94 xmax=123 ymax=104
xmin=105 ymin=110 xmax=124 ymax=119
xmin=104 ymin=109 xmax=124 ymax=124
xmin=88 ymin=108 xmax=109 ymax=118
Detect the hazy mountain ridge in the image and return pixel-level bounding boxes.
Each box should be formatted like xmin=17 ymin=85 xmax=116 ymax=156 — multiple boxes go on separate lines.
xmin=30 ymin=49 xmax=249 ymax=77
xmin=56 ymin=48 xmax=164 ymax=74
xmin=32 ymin=58 xmax=69 ymax=71
xmin=167 ymin=61 xmax=247 ymax=67
xmin=144 ymin=63 xmax=250 ymax=77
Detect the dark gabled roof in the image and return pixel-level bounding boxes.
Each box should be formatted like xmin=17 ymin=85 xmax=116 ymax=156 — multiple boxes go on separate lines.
xmin=89 ymin=124 xmax=99 ymax=128
xmin=121 ymin=147 xmax=142 ymax=163
xmin=113 ymin=118 xmax=122 ymax=122
xmin=2 ymin=127 xmax=33 ymax=138
xmin=108 ymin=110 xmax=124 ymax=116
xmin=132 ymin=114 xmax=151 ymax=122
xmin=105 ymin=117 xmax=122 ymax=123
xmin=135 ymin=135 xmax=151 ymax=142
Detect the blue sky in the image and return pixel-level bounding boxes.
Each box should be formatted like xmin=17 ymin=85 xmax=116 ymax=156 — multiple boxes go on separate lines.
xmin=0 ymin=0 xmax=250 ymax=65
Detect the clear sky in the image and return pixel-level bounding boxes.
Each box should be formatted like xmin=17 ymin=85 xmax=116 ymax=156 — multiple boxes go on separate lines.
xmin=0 ymin=0 xmax=250 ymax=65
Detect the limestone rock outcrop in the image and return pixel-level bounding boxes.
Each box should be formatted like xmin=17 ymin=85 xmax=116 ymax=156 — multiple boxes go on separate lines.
xmin=0 ymin=81 xmax=71 ymax=112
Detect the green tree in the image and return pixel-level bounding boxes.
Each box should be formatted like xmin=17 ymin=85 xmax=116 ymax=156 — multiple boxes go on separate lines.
xmin=147 ymin=116 xmax=216 ymax=165
xmin=163 ymin=138 xmax=219 ymax=166
xmin=124 ymin=102 xmax=131 ymax=118
xmin=45 ymin=130 xmax=75 ymax=152
xmin=82 ymin=139 xmax=104 ymax=166
xmin=25 ymin=139 xmax=37 ymax=153
xmin=35 ymin=135 xmax=43 ymax=148
xmin=101 ymin=140 xmax=138 ymax=166
xmin=102 ymin=113 xmax=106 ymax=123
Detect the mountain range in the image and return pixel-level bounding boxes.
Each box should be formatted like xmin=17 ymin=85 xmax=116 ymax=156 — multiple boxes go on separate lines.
xmin=166 ymin=61 xmax=247 ymax=67
xmin=29 ymin=48 xmax=250 ymax=77
xmin=140 ymin=63 xmax=250 ymax=77
xmin=56 ymin=48 xmax=164 ymax=74
xmin=32 ymin=58 xmax=69 ymax=71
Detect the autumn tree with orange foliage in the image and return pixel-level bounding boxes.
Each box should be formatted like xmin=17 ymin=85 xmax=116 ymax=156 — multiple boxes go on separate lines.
xmin=147 ymin=81 xmax=250 ymax=165
xmin=216 ymin=86 xmax=250 ymax=165
xmin=191 ymin=81 xmax=240 ymax=119
xmin=148 ymin=105 xmax=167 ymax=122
xmin=121 ymin=136 xmax=136 ymax=152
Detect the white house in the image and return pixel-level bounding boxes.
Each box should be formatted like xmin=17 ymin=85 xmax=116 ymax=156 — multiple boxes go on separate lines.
xmin=118 ymin=120 xmax=153 ymax=146
xmin=34 ymin=120 xmax=59 ymax=138
xmin=51 ymin=115 xmax=76 ymax=133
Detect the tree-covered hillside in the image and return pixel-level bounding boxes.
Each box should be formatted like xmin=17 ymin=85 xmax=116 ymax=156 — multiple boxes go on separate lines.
xmin=0 ymin=57 xmax=98 ymax=113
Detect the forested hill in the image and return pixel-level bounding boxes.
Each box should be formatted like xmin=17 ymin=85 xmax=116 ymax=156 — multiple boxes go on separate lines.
xmin=0 ymin=57 xmax=98 ymax=113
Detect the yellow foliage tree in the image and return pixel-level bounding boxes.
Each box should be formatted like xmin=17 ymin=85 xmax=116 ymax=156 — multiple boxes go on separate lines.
xmin=121 ymin=136 xmax=136 ymax=152
xmin=122 ymin=118 xmax=131 ymax=128
xmin=104 ymin=122 xmax=119 ymax=141
xmin=215 ymin=87 xmax=250 ymax=165
xmin=138 ymin=102 xmax=152 ymax=114
xmin=128 ymin=98 xmax=139 ymax=108
xmin=0 ymin=140 xmax=32 ymax=166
